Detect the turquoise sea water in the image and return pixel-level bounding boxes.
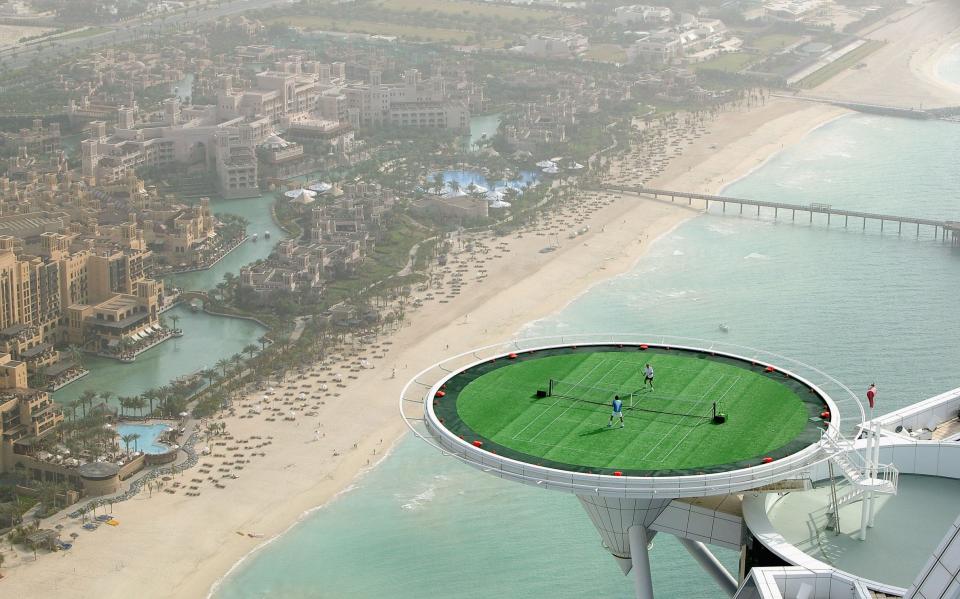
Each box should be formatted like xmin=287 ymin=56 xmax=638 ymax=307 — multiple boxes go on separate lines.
xmin=213 ymin=87 xmax=960 ymax=599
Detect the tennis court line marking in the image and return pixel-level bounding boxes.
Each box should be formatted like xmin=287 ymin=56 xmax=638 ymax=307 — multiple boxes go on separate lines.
xmin=514 ymin=430 xmax=671 ymax=461
xmin=636 ymin=373 xmax=738 ymax=464
xmin=656 ymin=375 xmax=742 ymax=464
xmin=510 ymin=358 xmax=608 ymax=441
xmin=524 ymin=359 xmax=628 ymax=444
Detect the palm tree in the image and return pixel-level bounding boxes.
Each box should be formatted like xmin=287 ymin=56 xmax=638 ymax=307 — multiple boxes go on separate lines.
xmin=99 ymin=391 xmax=114 ymax=410
xmin=131 ymin=396 xmax=146 ymax=417
xmin=120 ymin=433 xmax=137 ymax=456
xmin=169 ymin=313 xmax=180 ymax=333
xmin=243 ymin=344 xmax=258 ymax=359
xmin=216 ymin=358 xmax=230 ymax=378
xmin=258 ymin=335 xmax=270 ymax=351
xmin=432 ymin=172 xmax=445 ymax=195
xmin=230 ymin=353 xmax=243 ymax=374
xmin=199 ymin=369 xmax=217 ymax=387
xmin=142 ymin=389 xmax=158 ymax=416
xmin=67 ymin=399 xmax=81 ymax=422
xmin=79 ymin=390 xmax=97 ymax=418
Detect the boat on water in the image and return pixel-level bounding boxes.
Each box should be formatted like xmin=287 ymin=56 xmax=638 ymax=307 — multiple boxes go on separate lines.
xmin=252 ymin=233 xmax=258 ymax=242
xmin=264 ymin=230 xmax=271 ymax=239
xmin=718 ymin=323 xmax=730 ymax=332
xmin=190 ymin=300 xmax=201 ymax=313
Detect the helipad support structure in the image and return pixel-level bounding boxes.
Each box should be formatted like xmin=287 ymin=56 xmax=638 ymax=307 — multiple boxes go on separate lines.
xmin=400 ymin=335 xmax=896 ymax=599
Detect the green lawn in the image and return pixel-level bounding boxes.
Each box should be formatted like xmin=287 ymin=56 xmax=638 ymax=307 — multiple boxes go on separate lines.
xmin=373 ymin=0 xmax=560 ymax=23
xmin=695 ymin=52 xmax=757 ymax=74
xmin=269 ymin=15 xmax=487 ymax=45
xmin=584 ymin=43 xmax=628 ymax=64
xmin=442 ymin=347 xmax=820 ymax=475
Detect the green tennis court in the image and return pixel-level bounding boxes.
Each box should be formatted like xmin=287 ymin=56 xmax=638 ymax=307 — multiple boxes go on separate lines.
xmin=433 ymin=346 xmax=826 ymax=476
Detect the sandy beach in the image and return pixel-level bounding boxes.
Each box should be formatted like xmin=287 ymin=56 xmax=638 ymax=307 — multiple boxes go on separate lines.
xmin=4 ymin=4 xmax=959 ymax=598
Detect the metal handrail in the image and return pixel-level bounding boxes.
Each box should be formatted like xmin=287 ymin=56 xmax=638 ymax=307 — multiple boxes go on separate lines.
xmin=819 ymin=429 xmax=899 ymax=492
xmin=399 ymin=334 xmax=864 ymax=496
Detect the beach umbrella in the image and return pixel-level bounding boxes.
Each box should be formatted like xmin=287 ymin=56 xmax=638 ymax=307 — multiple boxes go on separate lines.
xmin=535 ymin=160 xmax=556 ymax=168
xmin=307 ymin=182 xmax=333 ymax=193
xmin=179 ymin=412 xmax=189 ymax=417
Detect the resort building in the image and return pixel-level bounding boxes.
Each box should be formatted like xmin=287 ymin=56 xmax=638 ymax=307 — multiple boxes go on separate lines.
xmin=629 ymin=32 xmax=684 ymax=64
xmin=763 ymin=0 xmax=828 ymax=22
xmin=239 ymin=240 xmax=325 ymax=299
xmin=141 ymin=197 xmax=217 ymax=268
xmin=0 ymin=234 xmax=164 ymax=356
xmin=65 ymin=279 xmax=162 ymax=354
xmin=613 ymin=4 xmax=674 ymax=25
xmin=521 ymin=33 xmax=590 ymax=59
xmin=80 ymin=108 xmax=263 ymax=200
xmin=1 ymin=119 xmax=63 ymax=156
xmin=0 ymin=354 xmax=64 ymax=473
xmin=344 ymin=68 xmax=470 ymax=131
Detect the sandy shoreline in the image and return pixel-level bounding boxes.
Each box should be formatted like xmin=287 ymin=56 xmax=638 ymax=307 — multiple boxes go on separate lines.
xmin=4 ymin=5 xmax=960 ymax=598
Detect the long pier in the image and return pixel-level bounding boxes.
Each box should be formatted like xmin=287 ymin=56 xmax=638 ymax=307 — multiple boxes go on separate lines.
xmin=602 ymin=185 xmax=960 ymax=245
xmin=772 ymin=94 xmax=960 ymax=122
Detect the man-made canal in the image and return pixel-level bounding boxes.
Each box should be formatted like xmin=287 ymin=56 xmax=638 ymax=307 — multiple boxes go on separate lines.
xmin=54 ymin=115 xmax=500 ymax=404
xmin=53 ymin=194 xmax=281 ymax=405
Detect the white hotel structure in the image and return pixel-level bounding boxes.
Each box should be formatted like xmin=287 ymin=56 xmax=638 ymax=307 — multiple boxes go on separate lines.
xmin=402 ymin=335 xmax=960 ymax=599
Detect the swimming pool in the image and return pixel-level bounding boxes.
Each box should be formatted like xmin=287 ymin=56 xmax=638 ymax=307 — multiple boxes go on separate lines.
xmin=116 ymin=423 xmax=173 ymax=454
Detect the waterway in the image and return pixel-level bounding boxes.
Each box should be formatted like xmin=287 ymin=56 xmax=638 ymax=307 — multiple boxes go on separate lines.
xmin=56 ymin=113 xmax=502 ymax=404
xmin=468 ymin=113 xmax=501 ymax=149
xmin=168 ymin=194 xmax=285 ymax=291
xmin=212 ymin=55 xmax=960 ymax=598
xmin=54 ymin=305 xmax=266 ymax=404
xmin=54 ymin=194 xmax=281 ymax=405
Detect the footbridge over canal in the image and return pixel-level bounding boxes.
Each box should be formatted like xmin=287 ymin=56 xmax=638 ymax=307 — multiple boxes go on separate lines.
xmin=601 ymin=185 xmax=960 ymax=246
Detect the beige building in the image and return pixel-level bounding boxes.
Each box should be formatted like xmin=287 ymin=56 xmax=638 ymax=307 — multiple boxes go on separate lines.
xmin=345 ymin=68 xmax=469 ymax=131
xmin=0 ymin=354 xmax=63 ymax=473
xmin=0 ymin=236 xmax=162 ymax=355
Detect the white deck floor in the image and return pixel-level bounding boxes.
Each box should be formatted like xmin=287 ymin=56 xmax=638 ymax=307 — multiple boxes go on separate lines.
xmin=767 ymin=474 xmax=960 ymax=589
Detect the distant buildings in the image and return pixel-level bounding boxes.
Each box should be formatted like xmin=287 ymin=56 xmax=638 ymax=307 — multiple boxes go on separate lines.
xmin=521 ymin=32 xmax=590 ymax=59
xmin=0 ymin=228 xmax=165 ymax=362
xmin=763 ymin=0 xmax=827 ymax=22
xmin=240 ymin=181 xmax=396 ymax=300
xmin=344 ymin=68 xmax=470 ymax=131
xmin=627 ymin=17 xmax=736 ymax=65
xmin=77 ymin=46 xmax=472 ymax=199
xmin=0 ymin=359 xmax=64 ymax=474
xmin=613 ymin=4 xmax=674 ymax=26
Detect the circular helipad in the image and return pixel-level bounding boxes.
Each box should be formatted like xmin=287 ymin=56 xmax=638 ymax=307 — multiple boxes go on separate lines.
xmin=427 ymin=343 xmax=834 ymax=482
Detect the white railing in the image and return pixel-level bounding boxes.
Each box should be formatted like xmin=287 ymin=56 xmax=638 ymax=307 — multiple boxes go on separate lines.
xmin=400 ymin=334 xmax=862 ymax=498
xmin=820 ymin=430 xmax=898 ymax=494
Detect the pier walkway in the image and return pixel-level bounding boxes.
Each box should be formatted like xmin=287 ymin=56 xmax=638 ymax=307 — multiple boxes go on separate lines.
xmin=771 ymin=94 xmax=960 ymax=122
xmin=601 ymin=185 xmax=960 ymax=245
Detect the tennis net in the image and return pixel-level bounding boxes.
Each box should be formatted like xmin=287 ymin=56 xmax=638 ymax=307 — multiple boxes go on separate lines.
xmin=548 ymin=378 xmax=717 ymax=420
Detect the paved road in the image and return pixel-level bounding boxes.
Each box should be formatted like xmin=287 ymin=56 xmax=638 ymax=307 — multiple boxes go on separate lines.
xmin=0 ymin=0 xmax=293 ymax=68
